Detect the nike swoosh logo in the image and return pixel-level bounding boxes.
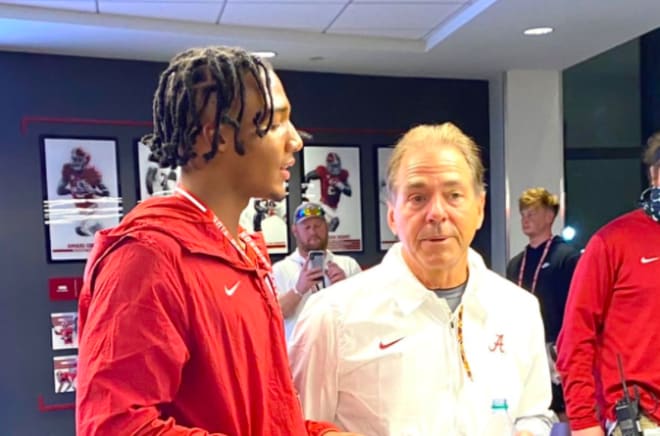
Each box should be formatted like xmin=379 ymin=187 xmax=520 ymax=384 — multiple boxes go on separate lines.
xmin=641 ymin=256 xmax=660 ymax=264
xmin=379 ymin=337 xmax=404 ymax=350
xmin=224 ymin=282 xmax=240 ymax=296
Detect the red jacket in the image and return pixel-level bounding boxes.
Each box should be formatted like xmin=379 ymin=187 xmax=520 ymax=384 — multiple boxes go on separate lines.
xmin=76 ymin=195 xmax=339 ymax=436
xmin=557 ymin=209 xmax=660 ymax=430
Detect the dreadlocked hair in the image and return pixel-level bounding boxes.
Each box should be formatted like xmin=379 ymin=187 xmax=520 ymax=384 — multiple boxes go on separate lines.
xmin=141 ymin=46 xmax=274 ymax=169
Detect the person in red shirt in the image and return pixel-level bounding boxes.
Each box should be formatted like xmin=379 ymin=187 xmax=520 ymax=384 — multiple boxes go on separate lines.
xmin=76 ymin=46 xmax=361 ymax=436
xmin=557 ymin=132 xmax=660 ymax=435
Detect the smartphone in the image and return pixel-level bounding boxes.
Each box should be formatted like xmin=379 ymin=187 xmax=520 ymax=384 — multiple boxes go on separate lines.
xmin=308 ymin=250 xmax=325 ymax=270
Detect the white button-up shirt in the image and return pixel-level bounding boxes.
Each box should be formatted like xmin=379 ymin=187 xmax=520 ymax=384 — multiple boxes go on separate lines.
xmin=289 ymin=244 xmax=555 ymax=436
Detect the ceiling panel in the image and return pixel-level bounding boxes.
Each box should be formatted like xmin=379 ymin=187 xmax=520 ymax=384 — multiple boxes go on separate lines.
xmin=221 ymin=3 xmax=344 ymax=31
xmin=331 ymin=2 xmax=462 ymax=29
xmin=0 ymin=0 xmax=96 ymax=12
xmin=353 ymin=0 xmax=466 ymax=3
xmin=327 ymin=27 xmax=426 ymax=39
xmin=101 ymin=0 xmax=223 ymax=3
xmin=226 ymin=0 xmax=344 ymax=3
xmin=99 ymin=1 xmax=224 ymax=23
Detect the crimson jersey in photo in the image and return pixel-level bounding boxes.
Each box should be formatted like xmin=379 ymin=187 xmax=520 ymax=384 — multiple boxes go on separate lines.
xmin=61 ymin=164 xmax=103 ymax=208
xmin=58 ymin=370 xmax=77 ymax=384
xmin=315 ymin=165 xmax=349 ymax=209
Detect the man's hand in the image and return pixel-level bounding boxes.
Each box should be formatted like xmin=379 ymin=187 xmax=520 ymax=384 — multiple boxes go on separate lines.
xmin=295 ymin=257 xmax=324 ymax=295
xmin=325 ymin=261 xmax=347 ymax=285
xmin=571 ymin=426 xmax=605 ymax=436
xmin=516 ymin=431 xmax=533 ymax=436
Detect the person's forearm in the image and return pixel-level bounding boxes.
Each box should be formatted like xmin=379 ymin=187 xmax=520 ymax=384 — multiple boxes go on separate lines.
xmin=278 ymin=289 xmax=303 ymax=318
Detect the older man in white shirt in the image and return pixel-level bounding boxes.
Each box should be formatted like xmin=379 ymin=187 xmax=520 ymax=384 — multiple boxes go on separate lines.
xmin=289 ymin=123 xmax=556 ymax=436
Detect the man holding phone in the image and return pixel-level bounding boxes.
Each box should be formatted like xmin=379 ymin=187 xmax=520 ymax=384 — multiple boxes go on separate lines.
xmin=273 ymin=202 xmax=362 ymax=342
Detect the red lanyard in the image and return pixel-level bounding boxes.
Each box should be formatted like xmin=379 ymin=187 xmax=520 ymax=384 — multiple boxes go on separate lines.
xmin=517 ymin=236 xmax=554 ymax=294
xmin=175 ymin=187 xmax=276 ymax=297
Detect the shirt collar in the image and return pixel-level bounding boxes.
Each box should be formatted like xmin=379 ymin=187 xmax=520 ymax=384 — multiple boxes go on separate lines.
xmin=382 ymin=243 xmax=487 ymax=321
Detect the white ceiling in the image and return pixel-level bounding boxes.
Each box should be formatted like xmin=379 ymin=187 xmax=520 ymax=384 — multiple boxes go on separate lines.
xmin=0 ymin=0 xmax=659 ymax=79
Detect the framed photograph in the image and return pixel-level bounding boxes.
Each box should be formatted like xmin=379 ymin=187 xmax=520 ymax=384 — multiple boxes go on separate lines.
xmin=302 ymin=145 xmax=363 ymax=252
xmin=136 ymin=140 xmax=180 ymax=200
xmin=239 ymin=198 xmax=289 ymax=254
xmin=42 ymin=137 xmax=122 ymax=262
xmin=51 ymin=312 xmax=78 ymax=350
xmin=53 ymin=355 xmax=78 ymax=394
xmin=377 ymin=146 xmax=398 ymax=250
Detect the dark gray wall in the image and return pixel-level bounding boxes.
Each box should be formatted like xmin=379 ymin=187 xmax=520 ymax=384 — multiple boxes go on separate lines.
xmin=0 ymin=51 xmax=489 ymax=435
xmin=641 ymin=27 xmax=660 ymax=143
xmin=563 ymin=39 xmax=645 ymax=250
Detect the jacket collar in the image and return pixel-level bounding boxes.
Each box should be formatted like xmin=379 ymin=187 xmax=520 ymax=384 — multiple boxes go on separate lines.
xmin=93 ymin=196 xmax=269 ymax=272
xmin=381 ymin=243 xmax=488 ymax=321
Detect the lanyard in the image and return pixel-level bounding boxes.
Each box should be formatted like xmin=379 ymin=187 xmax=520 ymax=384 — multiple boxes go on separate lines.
xmin=456 ymin=305 xmax=473 ymax=381
xmin=175 ymin=187 xmax=276 ymax=297
xmin=517 ymin=236 xmax=554 ymax=294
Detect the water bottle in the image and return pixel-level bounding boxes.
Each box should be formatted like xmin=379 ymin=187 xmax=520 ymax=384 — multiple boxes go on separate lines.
xmin=485 ymin=398 xmax=514 ymax=436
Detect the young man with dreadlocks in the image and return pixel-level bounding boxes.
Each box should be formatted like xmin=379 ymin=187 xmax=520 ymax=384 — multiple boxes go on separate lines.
xmin=76 ymin=46 xmax=359 ymax=436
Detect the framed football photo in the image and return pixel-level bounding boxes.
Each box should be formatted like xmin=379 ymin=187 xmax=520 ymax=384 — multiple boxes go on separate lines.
xmin=377 ymin=146 xmax=398 ymax=250
xmin=239 ymin=198 xmax=289 ymax=254
xmin=51 ymin=312 xmax=78 ymax=350
xmin=302 ymin=145 xmax=363 ymax=252
xmin=136 ymin=140 xmax=180 ymax=200
xmin=53 ymin=355 xmax=78 ymax=394
xmin=42 ymin=137 xmax=122 ymax=262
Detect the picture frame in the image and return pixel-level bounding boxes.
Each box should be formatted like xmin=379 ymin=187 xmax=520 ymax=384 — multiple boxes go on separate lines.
xmin=376 ymin=146 xmax=398 ymax=251
xmin=135 ymin=139 xmax=180 ymax=201
xmin=41 ymin=136 xmax=122 ymax=262
xmin=302 ymin=145 xmax=363 ymax=252
xmin=53 ymin=355 xmax=78 ymax=394
xmin=51 ymin=312 xmax=78 ymax=350
xmin=239 ymin=197 xmax=289 ymax=254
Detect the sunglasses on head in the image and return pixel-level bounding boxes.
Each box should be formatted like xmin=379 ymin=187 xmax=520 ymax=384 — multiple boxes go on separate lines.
xmin=296 ymin=205 xmax=325 ymax=221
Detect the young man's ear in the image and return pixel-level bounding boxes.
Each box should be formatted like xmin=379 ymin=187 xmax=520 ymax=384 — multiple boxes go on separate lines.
xmin=200 ymin=123 xmax=229 ymax=153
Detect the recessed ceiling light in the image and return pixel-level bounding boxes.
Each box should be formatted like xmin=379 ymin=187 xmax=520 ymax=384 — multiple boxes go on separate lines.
xmin=523 ymin=27 xmax=554 ymax=36
xmin=251 ymin=51 xmax=277 ymax=58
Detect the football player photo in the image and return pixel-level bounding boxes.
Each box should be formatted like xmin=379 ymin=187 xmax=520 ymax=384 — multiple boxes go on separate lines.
xmin=377 ymin=147 xmax=398 ymax=250
xmin=136 ymin=140 xmax=180 ymax=200
xmin=53 ymin=355 xmax=78 ymax=394
xmin=303 ymin=146 xmax=363 ymax=252
xmin=43 ymin=138 xmax=121 ymax=261
xmin=51 ymin=312 xmax=78 ymax=350
xmin=239 ymin=197 xmax=289 ymax=254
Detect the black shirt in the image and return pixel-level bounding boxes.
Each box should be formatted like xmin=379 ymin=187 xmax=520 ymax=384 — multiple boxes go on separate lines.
xmin=506 ymin=237 xmax=581 ymax=343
